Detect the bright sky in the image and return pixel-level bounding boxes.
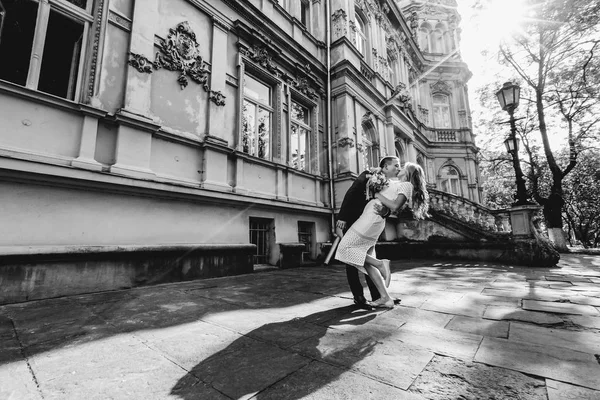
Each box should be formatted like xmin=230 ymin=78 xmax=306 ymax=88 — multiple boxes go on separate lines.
xmin=454 ymin=0 xmax=570 ymax=151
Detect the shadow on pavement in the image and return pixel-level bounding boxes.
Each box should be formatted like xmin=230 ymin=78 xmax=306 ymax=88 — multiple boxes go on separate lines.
xmin=170 ymin=305 xmax=384 ymax=399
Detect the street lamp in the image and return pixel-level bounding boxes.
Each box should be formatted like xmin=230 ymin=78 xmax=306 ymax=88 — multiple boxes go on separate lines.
xmin=496 ymin=82 xmax=531 ymax=206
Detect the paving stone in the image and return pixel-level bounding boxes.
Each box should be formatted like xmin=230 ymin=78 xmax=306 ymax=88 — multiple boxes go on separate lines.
xmin=545 ymin=275 xmax=593 ymax=283
xmin=254 ymin=360 xmax=427 ymax=400
xmin=29 ymin=334 xmax=193 ymax=399
xmin=568 ymin=315 xmax=600 ymax=330
xmin=482 ymin=287 xmax=528 ymax=298
xmin=446 ymin=315 xmax=510 ymax=338
xmin=290 ymin=326 xmax=434 ymax=390
xmin=247 ymin=319 xmax=328 ymax=349
xmin=135 ymin=320 xmax=243 ymax=370
xmin=383 ymin=306 xmax=454 ymax=328
xmin=393 ymin=323 xmax=483 ymax=360
xmin=184 ymin=336 xmax=310 ymax=399
xmin=420 ymin=296 xmax=487 ymax=318
xmin=409 ymin=355 xmax=547 ymax=400
xmin=546 ymin=379 xmax=600 ymax=400
xmin=483 ymin=306 xmax=564 ymax=325
xmin=0 ymin=360 xmax=42 ymax=400
xmin=522 ymin=299 xmax=600 ymax=315
xmin=474 ymin=337 xmax=600 ymax=390
xmin=199 ymin=308 xmax=289 ymax=334
xmin=509 ymin=322 xmax=600 ymax=354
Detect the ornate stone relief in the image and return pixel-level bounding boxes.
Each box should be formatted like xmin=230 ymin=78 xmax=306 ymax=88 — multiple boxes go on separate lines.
xmin=337 ymin=137 xmax=355 ymax=148
xmin=293 ymin=77 xmax=319 ymax=100
xmin=391 ymin=83 xmax=412 ymax=106
xmin=128 ymin=53 xmax=154 ymax=73
xmin=244 ymin=44 xmax=279 ymax=75
xmin=86 ymin=0 xmax=105 ymax=101
xmin=154 ymin=21 xmax=211 ymax=90
xmin=332 ymin=9 xmax=348 ymax=41
xmin=431 ymin=80 xmax=451 ymax=94
xmin=126 ymin=21 xmax=226 ymax=106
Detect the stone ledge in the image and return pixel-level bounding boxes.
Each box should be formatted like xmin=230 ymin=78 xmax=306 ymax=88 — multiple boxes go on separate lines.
xmin=0 ymin=244 xmax=257 ymax=305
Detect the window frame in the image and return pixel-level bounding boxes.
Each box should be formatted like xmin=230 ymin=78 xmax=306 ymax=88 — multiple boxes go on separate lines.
xmin=239 ymin=57 xmax=284 ymax=161
xmin=300 ymin=0 xmax=309 ymax=28
xmin=439 ymin=165 xmax=461 ymax=196
xmin=289 ymin=97 xmax=313 ymax=172
xmin=0 ymin=0 xmax=94 ymax=101
xmin=361 ymin=123 xmax=379 ymax=171
xmin=432 ymin=93 xmax=452 ymax=128
xmin=354 ymin=13 xmax=367 ymax=57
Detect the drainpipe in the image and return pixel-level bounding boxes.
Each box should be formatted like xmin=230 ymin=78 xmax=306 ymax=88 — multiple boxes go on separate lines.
xmin=325 ymin=0 xmax=336 ymax=236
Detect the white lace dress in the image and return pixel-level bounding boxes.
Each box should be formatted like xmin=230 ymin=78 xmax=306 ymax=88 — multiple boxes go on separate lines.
xmin=335 ymin=180 xmax=413 ymax=273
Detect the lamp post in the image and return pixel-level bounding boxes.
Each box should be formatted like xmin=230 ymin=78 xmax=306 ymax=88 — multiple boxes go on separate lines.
xmin=496 ymin=82 xmax=531 ymax=206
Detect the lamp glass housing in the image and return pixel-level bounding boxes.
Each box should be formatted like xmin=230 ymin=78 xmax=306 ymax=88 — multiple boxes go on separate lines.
xmin=496 ymin=82 xmax=521 ymax=111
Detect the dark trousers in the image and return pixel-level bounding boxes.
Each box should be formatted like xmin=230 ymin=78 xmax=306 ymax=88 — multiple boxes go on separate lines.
xmin=346 ymin=265 xmax=380 ymax=301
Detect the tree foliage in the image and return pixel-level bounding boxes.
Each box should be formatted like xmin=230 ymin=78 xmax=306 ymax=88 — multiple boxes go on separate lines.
xmin=492 ymin=0 xmax=600 ymax=249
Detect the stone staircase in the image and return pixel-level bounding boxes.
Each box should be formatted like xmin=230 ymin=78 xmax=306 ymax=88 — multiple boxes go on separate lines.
xmin=427 ymin=189 xmax=513 ymax=241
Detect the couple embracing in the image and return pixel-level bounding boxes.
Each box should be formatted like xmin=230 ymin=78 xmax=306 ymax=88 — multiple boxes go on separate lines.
xmin=335 ymin=157 xmax=429 ymax=309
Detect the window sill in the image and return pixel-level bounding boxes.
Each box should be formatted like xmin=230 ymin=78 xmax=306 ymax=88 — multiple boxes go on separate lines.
xmin=234 ymin=150 xmax=322 ymax=180
xmin=0 ymin=80 xmax=81 ymax=112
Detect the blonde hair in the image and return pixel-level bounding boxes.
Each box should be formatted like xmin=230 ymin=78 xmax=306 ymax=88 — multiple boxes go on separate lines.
xmin=404 ymin=162 xmax=429 ymax=220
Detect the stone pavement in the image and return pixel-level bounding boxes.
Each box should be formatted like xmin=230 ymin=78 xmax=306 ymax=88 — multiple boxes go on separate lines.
xmin=1 ymin=254 xmax=600 ymax=400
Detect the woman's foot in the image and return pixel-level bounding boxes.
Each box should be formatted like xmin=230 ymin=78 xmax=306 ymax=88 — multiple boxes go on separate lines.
xmin=369 ymin=298 xmax=394 ymax=309
xmin=382 ymin=259 xmax=391 ymax=287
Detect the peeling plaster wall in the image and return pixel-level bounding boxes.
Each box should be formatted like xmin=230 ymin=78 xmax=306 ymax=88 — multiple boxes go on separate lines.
xmin=97 ymin=24 xmax=128 ymax=114
xmin=0 ymin=93 xmax=81 ymax=159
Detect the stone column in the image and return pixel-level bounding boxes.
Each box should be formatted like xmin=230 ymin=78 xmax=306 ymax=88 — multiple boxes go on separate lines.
xmin=406 ymin=139 xmax=416 ymax=162
xmin=335 ymin=95 xmax=355 ymax=173
xmin=111 ymin=0 xmax=158 ymax=179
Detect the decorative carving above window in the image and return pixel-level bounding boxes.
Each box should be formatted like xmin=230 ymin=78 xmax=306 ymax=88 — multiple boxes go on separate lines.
xmin=154 ymin=21 xmax=211 ymax=91
xmin=244 ymin=44 xmax=279 ymax=75
xmin=391 ymin=83 xmax=412 ymax=106
xmin=431 ymin=80 xmax=451 ymax=94
xmin=128 ymin=53 xmax=154 ymax=73
xmin=294 ymin=77 xmax=319 ymax=100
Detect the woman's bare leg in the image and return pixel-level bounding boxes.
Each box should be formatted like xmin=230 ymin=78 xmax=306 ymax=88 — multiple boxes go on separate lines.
xmin=365 ymin=254 xmax=391 ymax=287
xmin=363 ymin=256 xmax=392 ymax=307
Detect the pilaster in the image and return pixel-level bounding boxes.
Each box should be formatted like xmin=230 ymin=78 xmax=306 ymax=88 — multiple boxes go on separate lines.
xmin=202 ymin=136 xmax=233 ymax=191
xmin=71 ymin=105 xmax=107 ymax=172
xmin=207 ymin=18 xmax=230 ymax=139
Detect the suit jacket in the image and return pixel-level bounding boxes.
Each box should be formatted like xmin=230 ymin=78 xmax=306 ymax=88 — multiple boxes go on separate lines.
xmin=337 ymin=171 xmax=370 ymax=227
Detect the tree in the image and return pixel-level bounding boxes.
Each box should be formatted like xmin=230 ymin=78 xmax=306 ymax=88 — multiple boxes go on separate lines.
xmin=498 ymin=0 xmax=600 ymax=251
xmin=562 ymin=150 xmax=600 ymax=247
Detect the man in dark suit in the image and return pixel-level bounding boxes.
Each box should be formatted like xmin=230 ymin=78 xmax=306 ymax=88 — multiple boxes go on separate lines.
xmin=336 ymin=168 xmax=400 ymax=308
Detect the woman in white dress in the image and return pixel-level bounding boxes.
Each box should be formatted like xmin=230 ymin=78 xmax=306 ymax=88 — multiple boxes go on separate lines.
xmin=335 ymin=159 xmax=429 ymax=308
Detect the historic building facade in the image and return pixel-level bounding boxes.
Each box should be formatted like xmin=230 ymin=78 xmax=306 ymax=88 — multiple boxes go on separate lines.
xmin=0 ymin=0 xmax=481 ymax=270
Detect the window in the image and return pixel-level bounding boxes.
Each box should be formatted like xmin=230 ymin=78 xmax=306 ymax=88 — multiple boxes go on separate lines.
xmin=300 ymin=0 xmax=309 ymax=26
xmin=249 ymin=217 xmax=273 ymax=265
xmin=355 ymin=15 xmax=366 ymax=56
xmin=298 ymin=221 xmax=314 ymax=262
xmin=417 ymin=155 xmax=427 ymax=179
xmin=290 ymin=100 xmax=311 ymax=171
xmin=439 ymin=166 xmax=460 ymax=195
xmin=0 ymin=0 xmax=92 ymax=100
xmin=432 ymin=94 xmax=451 ymax=128
xmin=386 ymin=57 xmax=395 ymax=85
xmin=418 ymin=23 xmax=431 ymax=52
xmin=432 ymin=27 xmax=444 ymax=53
xmin=242 ymin=73 xmax=273 ymax=159
xmin=361 ymin=125 xmax=378 ymax=170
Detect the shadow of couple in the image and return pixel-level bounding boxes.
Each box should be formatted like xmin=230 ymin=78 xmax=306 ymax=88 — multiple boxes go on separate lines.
xmin=170 ymin=304 xmax=394 ymax=399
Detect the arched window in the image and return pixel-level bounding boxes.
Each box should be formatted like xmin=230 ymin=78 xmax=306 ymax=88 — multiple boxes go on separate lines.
xmin=432 ymin=27 xmax=444 ymax=53
xmin=355 ymin=15 xmax=367 ymax=57
xmin=418 ymin=23 xmax=431 ymax=52
xmin=439 ymin=166 xmax=461 ymax=195
xmin=361 ymin=123 xmax=379 ymax=170
xmin=386 ymin=56 xmax=395 ymax=85
xmin=432 ymin=94 xmax=451 ymax=128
